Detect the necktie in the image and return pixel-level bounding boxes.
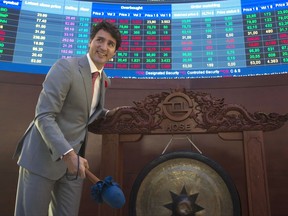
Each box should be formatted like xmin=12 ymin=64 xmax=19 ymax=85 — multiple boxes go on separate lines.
xmin=92 ymin=72 xmax=99 ymax=97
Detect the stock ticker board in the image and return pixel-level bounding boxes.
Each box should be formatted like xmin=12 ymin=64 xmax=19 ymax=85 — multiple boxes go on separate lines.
xmin=0 ymin=0 xmax=288 ymax=79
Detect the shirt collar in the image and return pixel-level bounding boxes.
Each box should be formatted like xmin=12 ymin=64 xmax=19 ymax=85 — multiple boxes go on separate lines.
xmin=87 ymin=53 xmax=103 ymax=76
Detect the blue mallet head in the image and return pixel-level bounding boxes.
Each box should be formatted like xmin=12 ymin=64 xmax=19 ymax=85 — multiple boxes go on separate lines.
xmin=91 ymin=176 xmax=126 ymax=208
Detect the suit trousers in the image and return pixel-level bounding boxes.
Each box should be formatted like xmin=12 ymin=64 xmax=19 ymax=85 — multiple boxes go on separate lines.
xmin=14 ymin=166 xmax=84 ymax=216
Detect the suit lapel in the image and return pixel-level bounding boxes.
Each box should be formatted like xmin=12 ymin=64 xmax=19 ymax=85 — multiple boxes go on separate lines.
xmin=78 ymin=56 xmax=93 ymax=118
xmin=99 ymin=71 xmax=107 ymax=105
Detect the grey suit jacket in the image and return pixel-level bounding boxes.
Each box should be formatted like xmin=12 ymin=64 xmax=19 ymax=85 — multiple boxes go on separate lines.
xmin=13 ymin=56 xmax=110 ymax=180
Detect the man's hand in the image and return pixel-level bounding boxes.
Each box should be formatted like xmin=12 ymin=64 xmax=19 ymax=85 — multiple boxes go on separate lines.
xmin=62 ymin=150 xmax=89 ymax=178
xmin=106 ymin=106 xmax=132 ymax=117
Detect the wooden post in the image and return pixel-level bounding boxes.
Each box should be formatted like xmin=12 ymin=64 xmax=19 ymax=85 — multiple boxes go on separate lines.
xmin=98 ymin=134 xmax=123 ymax=216
xmin=97 ymin=134 xmax=142 ymax=216
xmin=243 ymin=131 xmax=271 ymax=216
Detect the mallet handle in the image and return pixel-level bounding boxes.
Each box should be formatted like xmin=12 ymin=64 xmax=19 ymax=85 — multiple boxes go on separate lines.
xmin=85 ymin=168 xmax=101 ymax=184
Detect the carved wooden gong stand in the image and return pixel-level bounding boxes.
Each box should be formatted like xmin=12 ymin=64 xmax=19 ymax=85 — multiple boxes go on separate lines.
xmin=88 ymin=89 xmax=288 ymax=216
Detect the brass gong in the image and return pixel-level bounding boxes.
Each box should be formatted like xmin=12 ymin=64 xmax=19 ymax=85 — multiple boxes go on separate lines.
xmin=129 ymin=152 xmax=241 ymax=216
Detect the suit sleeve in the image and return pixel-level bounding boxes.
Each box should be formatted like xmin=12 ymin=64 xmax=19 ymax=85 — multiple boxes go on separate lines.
xmin=34 ymin=59 xmax=74 ymax=161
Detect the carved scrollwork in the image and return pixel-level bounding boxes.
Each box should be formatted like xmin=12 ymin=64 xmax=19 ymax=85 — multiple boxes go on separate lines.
xmin=88 ymin=106 xmax=160 ymax=134
xmin=88 ymin=89 xmax=288 ymax=134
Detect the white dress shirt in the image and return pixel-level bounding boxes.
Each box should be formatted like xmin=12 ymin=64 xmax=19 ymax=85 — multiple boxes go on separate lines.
xmin=86 ymin=53 xmax=103 ymax=116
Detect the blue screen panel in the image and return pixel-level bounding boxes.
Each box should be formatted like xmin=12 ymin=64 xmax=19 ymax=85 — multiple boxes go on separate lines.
xmin=0 ymin=0 xmax=287 ymax=79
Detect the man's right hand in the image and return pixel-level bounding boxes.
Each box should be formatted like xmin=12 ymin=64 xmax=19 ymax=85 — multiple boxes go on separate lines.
xmin=62 ymin=150 xmax=89 ymax=178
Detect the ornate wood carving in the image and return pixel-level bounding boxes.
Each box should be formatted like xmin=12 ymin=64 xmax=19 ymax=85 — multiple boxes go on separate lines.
xmin=88 ymin=89 xmax=288 ymax=134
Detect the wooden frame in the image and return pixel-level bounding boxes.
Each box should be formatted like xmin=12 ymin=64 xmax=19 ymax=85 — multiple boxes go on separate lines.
xmin=89 ymin=89 xmax=288 ymax=216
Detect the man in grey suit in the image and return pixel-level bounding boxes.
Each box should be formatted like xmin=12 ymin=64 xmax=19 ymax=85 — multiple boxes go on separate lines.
xmin=13 ymin=20 xmax=122 ymax=216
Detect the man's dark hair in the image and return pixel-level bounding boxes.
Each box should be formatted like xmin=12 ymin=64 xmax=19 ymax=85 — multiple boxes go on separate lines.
xmin=90 ymin=20 xmax=122 ymax=51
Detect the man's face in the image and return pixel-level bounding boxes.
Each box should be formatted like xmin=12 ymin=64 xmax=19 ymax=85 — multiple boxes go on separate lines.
xmin=88 ymin=29 xmax=117 ymax=69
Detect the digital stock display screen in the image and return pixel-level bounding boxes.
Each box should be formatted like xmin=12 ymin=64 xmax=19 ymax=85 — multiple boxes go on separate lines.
xmin=0 ymin=0 xmax=288 ymax=79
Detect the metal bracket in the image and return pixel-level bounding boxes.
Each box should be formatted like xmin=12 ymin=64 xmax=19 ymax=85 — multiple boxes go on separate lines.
xmin=161 ymin=135 xmax=202 ymax=155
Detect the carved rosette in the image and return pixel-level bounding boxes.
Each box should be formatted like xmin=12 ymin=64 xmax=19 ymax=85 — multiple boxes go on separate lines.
xmin=88 ymin=89 xmax=288 ymax=134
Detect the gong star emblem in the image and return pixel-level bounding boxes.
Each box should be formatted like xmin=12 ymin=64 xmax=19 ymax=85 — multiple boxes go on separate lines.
xmin=164 ymin=186 xmax=204 ymax=216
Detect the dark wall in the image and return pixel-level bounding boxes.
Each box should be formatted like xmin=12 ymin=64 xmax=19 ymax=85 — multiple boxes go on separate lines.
xmin=1 ymin=71 xmax=288 ymax=215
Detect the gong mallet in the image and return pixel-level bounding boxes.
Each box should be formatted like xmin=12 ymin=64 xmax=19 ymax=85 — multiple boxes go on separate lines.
xmin=85 ymin=169 xmax=126 ymax=208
